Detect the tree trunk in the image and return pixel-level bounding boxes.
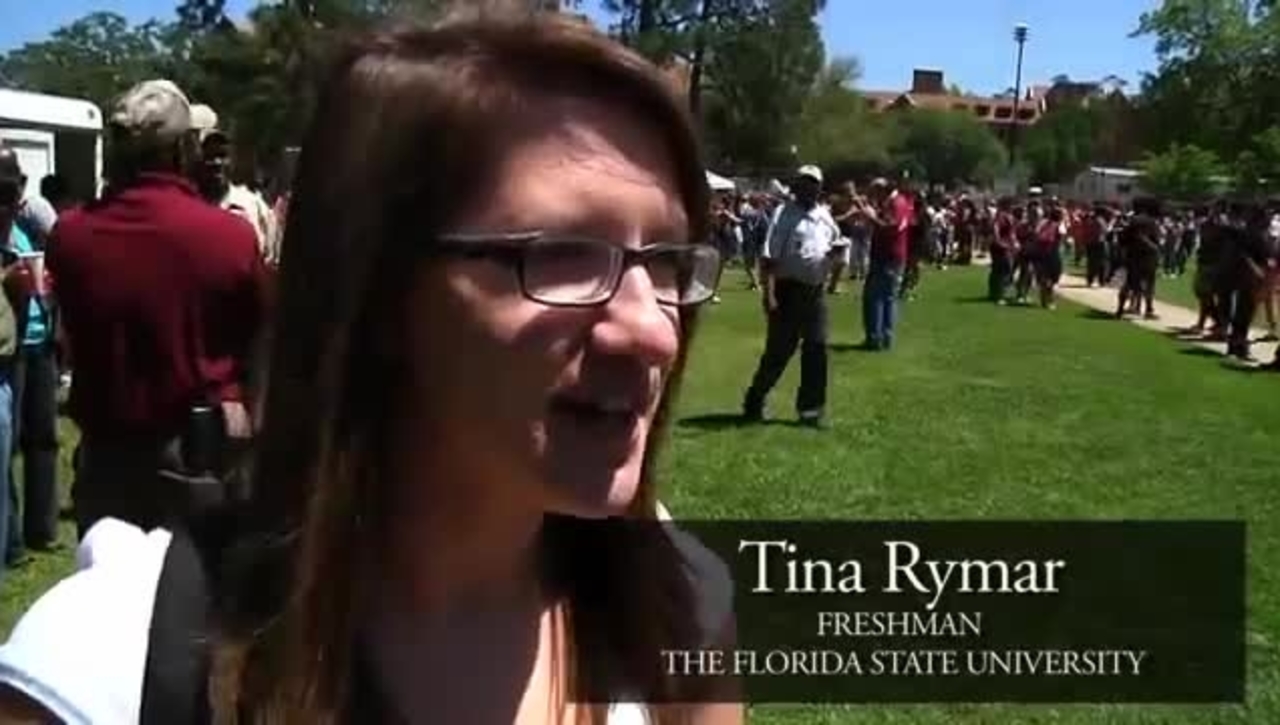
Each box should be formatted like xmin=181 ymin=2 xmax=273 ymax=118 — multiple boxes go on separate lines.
xmin=687 ymin=0 xmax=713 ymax=117
xmin=637 ymin=0 xmax=658 ymax=33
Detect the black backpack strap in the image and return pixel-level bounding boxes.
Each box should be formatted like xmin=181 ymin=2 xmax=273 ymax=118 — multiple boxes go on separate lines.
xmin=141 ymin=527 xmax=214 ymax=725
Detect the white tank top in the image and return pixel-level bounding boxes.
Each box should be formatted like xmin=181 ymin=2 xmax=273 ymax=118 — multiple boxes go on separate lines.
xmin=0 ymin=517 xmax=731 ymax=724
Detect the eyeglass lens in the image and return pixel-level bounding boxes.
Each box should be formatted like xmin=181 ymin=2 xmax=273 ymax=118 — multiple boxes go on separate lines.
xmin=521 ymin=239 xmax=718 ymax=306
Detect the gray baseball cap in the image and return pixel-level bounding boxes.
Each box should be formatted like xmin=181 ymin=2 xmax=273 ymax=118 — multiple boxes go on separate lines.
xmin=109 ymin=79 xmax=192 ymax=147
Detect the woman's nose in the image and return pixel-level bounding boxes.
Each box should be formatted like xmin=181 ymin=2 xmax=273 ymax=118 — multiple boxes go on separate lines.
xmin=591 ymin=264 xmax=680 ymax=366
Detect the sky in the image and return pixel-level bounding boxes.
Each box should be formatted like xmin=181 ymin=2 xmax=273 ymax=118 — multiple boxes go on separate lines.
xmin=0 ymin=0 xmax=1163 ymax=96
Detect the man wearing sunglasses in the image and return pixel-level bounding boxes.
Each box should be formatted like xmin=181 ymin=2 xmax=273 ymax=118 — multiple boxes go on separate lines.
xmin=742 ymin=164 xmax=841 ymax=428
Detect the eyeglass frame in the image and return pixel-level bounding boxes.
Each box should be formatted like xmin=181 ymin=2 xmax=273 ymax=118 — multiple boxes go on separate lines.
xmin=426 ymin=230 xmax=723 ymax=308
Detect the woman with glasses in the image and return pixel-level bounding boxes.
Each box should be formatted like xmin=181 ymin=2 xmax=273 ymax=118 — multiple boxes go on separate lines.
xmin=0 ymin=5 xmax=738 ymax=725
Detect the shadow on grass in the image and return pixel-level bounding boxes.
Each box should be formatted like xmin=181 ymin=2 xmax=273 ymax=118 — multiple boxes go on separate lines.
xmin=1177 ymin=346 xmax=1225 ymax=359
xmin=676 ymin=413 xmax=805 ymax=431
xmin=953 ymin=295 xmax=997 ymax=305
xmin=1226 ymin=362 xmax=1278 ymax=375
xmin=1079 ymin=308 xmax=1120 ymax=321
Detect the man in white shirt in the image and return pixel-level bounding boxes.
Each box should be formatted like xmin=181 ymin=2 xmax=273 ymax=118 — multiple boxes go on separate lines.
xmin=742 ymin=164 xmax=841 ymax=428
xmin=189 ymin=105 xmax=279 ymax=265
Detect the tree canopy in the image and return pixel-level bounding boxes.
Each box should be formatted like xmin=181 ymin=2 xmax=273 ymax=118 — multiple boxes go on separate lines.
xmin=1130 ymin=0 xmax=1280 ymax=196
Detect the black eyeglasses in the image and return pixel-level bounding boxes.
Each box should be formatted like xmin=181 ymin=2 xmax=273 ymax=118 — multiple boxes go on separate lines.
xmin=429 ymin=231 xmax=722 ymax=308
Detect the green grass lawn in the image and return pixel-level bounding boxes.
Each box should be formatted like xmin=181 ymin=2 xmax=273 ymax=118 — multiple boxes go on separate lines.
xmin=0 ymin=420 xmax=80 ymax=635
xmin=664 ymin=266 xmax=1278 ymax=724
xmin=2 ymin=266 xmax=1277 ymax=724
xmin=1152 ymin=266 xmax=1200 ymax=311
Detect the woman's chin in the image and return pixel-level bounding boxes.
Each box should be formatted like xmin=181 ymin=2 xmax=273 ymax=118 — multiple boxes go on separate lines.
xmin=538 ymin=429 xmax=648 ymax=519
xmin=544 ymin=465 xmax=643 ymax=520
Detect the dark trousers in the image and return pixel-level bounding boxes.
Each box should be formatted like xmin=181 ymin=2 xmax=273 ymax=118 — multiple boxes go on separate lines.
xmin=956 ymin=234 xmax=973 ymax=265
xmin=1085 ymin=243 xmax=1109 ymax=286
xmin=1122 ymin=258 xmax=1157 ymax=298
xmin=1107 ymin=242 xmax=1124 ymax=284
xmin=744 ymin=279 xmax=828 ymax=417
xmin=900 ymin=254 xmax=922 ymax=298
xmin=1212 ymin=272 xmax=1236 ymax=332
xmin=73 ymin=435 xmax=180 ymax=539
xmin=6 ymin=342 xmax=60 ymax=553
xmin=0 ymin=375 xmax=12 ymax=579
xmin=1014 ymin=251 xmax=1035 ymax=299
xmin=988 ymin=249 xmax=1013 ymax=301
xmin=72 ymin=430 xmax=239 ymax=543
xmin=1227 ymin=279 xmax=1260 ymax=357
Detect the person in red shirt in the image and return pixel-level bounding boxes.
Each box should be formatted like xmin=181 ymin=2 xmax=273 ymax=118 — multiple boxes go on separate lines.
xmin=1013 ymin=201 xmax=1040 ymax=304
xmin=988 ymin=198 xmax=1017 ymax=303
xmin=47 ymin=80 xmax=267 ymax=537
xmin=1034 ymin=206 xmax=1067 ymax=309
xmin=857 ymin=178 xmax=911 ymax=350
xmin=897 ymin=181 xmax=924 ymax=301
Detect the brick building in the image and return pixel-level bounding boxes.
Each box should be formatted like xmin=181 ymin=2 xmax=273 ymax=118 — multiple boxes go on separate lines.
xmin=860 ymin=68 xmax=1049 ymax=135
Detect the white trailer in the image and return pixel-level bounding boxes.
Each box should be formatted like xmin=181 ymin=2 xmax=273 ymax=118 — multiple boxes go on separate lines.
xmin=1065 ymin=166 xmax=1145 ymax=205
xmin=0 ymin=88 xmax=104 ymax=203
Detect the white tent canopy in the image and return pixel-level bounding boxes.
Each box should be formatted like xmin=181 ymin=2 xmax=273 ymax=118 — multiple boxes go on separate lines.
xmin=705 ymin=170 xmax=735 ymax=191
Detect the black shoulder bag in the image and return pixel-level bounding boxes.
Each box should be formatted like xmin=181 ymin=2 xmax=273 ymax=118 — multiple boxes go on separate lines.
xmin=140 ymin=524 xmax=218 ymax=725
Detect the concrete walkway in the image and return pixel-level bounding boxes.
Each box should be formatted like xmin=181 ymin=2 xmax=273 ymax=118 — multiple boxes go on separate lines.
xmin=1051 ymin=270 xmax=1279 ymax=365
xmin=958 ymin=252 xmax=1280 ymax=365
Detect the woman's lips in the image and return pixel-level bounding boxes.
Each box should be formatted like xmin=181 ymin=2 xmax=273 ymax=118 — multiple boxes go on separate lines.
xmin=549 ymin=395 xmax=643 ymax=422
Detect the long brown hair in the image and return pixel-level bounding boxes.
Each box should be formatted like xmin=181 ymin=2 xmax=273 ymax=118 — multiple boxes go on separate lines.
xmin=211 ymin=6 xmax=712 ymax=725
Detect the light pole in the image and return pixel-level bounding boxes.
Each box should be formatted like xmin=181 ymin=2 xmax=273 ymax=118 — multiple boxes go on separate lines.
xmin=1009 ymin=23 xmax=1029 ymax=172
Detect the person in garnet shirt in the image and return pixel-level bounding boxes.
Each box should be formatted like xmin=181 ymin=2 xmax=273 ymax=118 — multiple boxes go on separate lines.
xmin=47 ymin=80 xmax=267 ymax=538
xmin=988 ymin=199 xmax=1017 ymax=303
xmin=858 ymin=178 xmax=912 ymax=350
xmin=1033 ymin=206 xmax=1067 ymax=309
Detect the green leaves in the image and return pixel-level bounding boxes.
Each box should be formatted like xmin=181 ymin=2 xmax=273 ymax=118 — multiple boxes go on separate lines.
xmin=1232 ymin=127 xmax=1280 ymax=196
xmin=1134 ymin=0 xmax=1280 ymax=176
xmin=0 ymin=0 xmax=454 ymax=186
xmin=1018 ymin=103 xmax=1141 ymax=184
xmin=791 ymin=59 xmax=891 ymax=173
xmin=603 ymin=0 xmax=825 ymax=172
xmin=791 ymin=58 xmax=1011 ymax=189
xmin=1137 ymin=143 xmax=1226 ymax=200
xmin=885 ymin=108 xmax=1008 ymax=187
xmin=0 ymin=12 xmax=176 ymax=111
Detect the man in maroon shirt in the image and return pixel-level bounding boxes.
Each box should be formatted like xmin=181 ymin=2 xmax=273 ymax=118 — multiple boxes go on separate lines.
xmin=858 ymin=178 xmax=911 ymax=350
xmin=47 ymin=80 xmax=266 ymax=537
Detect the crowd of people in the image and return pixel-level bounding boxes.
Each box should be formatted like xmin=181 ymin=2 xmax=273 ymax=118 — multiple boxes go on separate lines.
xmin=707 ymin=170 xmax=1280 ymax=427
xmin=0 ymin=79 xmax=284 ymax=586
xmin=983 ymin=195 xmax=1280 ymax=365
